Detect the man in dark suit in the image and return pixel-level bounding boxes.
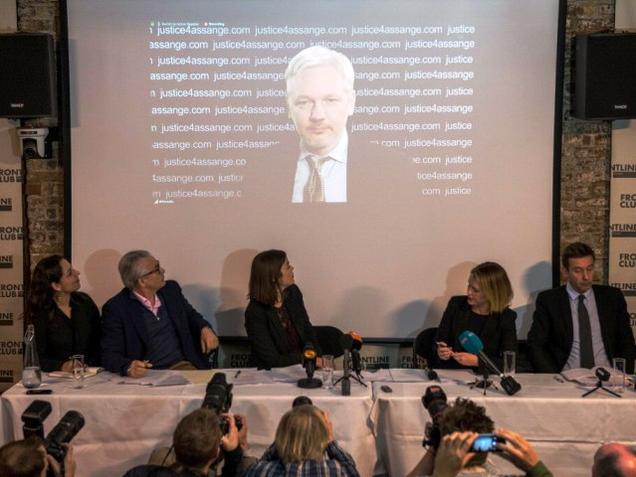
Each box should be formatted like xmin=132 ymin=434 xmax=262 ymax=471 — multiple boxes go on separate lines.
xmin=101 ymin=250 xmax=218 ymax=377
xmin=528 ymin=242 xmax=635 ymax=373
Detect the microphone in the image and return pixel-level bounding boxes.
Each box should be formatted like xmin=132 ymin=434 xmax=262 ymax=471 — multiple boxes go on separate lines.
xmin=348 ymin=331 xmax=362 ymax=350
xmin=347 ymin=331 xmax=363 ymax=375
xmin=341 ymin=348 xmax=351 ymax=396
xmin=297 ymin=343 xmax=322 ymax=389
xmin=458 ymin=331 xmax=521 ymax=396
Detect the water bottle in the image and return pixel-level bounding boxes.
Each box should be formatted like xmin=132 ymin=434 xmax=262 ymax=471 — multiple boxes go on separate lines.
xmin=22 ymin=324 xmax=42 ymax=389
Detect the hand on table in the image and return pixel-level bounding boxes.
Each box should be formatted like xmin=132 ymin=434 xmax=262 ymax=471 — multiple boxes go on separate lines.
xmin=127 ymin=360 xmax=152 ymax=378
xmin=452 ymin=352 xmax=478 ymax=367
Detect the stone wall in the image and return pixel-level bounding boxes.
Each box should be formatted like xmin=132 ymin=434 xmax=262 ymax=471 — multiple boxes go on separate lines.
xmin=16 ymin=0 xmax=617 ymax=281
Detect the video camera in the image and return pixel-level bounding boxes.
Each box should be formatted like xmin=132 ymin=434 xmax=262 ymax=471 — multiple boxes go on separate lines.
xmin=202 ymin=372 xmax=242 ymax=434
xmin=21 ymin=400 xmax=85 ymax=464
xmin=421 ymin=385 xmax=448 ymax=449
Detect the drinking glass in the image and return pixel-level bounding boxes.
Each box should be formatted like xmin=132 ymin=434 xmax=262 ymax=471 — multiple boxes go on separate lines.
xmin=71 ymin=354 xmax=85 ymax=389
xmin=613 ymin=357 xmax=626 ymax=393
xmin=503 ymin=351 xmax=516 ymax=376
xmin=322 ymin=355 xmax=334 ymax=389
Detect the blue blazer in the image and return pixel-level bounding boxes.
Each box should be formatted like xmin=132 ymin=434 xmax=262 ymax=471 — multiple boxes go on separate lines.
xmin=101 ymin=280 xmax=212 ymax=375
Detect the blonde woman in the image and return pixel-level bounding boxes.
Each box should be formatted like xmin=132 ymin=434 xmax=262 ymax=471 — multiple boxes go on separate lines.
xmin=245 ymin=405 xmax=359 ymax=476
xmin=435 ymin=262 xmax=517 ymax=370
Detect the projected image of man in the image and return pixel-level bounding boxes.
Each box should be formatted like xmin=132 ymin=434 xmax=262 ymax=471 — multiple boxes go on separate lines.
xmin=286 ymin=46 xmax=356 ymax=203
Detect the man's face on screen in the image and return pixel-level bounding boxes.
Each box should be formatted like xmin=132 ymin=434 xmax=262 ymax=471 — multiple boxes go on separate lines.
xmin=288 ymin=65 xmax=355 ymax=157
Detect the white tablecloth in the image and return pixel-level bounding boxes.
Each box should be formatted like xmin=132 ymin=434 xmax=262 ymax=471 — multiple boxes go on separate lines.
xmin=4 ymin=368 xmax=635 ymax=477
xmin=370 ymin=370 xmax=636 ymax=477
xmin=1 ymin=367 xmax=376 ymax=477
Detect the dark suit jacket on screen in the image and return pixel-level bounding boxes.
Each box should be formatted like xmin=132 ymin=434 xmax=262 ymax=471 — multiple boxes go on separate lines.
xmin=527 ymin=285 xmax=636 ymax=373
xmin=101 ymin=280 xmax=212 ymax=375
xmin=244 ymin=284 xmax=321 ymax=370
xmin=435 ymin=295 xmax=518 ymax=371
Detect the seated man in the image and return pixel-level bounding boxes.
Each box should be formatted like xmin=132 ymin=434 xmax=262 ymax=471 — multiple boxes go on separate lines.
xmin=409 ymin=398 xmax=552 ymax=477
xmin=102 ymin=250 xmax=218 ymax=377
xmin=124 ymin=408 xmax=247 ymax=477
xmin=592 ymin=443 xmax=636 ymax=477
xmin=528 ymin=242 xmax=635 ymax=373
xmin=0 ymin=437 xmax=75 ymax=477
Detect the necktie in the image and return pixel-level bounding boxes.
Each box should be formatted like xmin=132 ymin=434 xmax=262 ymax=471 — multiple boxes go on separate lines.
xmin=304 ymin=156 xmax=329 ymax=202
xmin=578 ymin=294 xmax=594 ymax=369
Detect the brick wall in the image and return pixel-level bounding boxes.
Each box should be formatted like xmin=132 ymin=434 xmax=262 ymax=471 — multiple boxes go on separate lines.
xmin=16 ymin=0 xmax=617 ymax=281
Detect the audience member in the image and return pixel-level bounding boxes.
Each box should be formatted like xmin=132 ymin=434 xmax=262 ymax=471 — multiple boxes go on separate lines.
xmin=528 ymin=242 xmax=635 ymax=373
xmin=102 ymin=250 xmax=218 ymax=377
xmin=25 ymin=255 xmax=101 ymax=372
xmin=592 ymin=443 xmax=636 ymax=477
xmin=124 ymin=408 xmax=247 ymax=477
xmin=436 ymin=262 xmax=517 ymax=370
xmin=245 ymin=404 xmax=359 ymax=476
xmin=244 ymin=250 xmax=322 ymax=369
xmin=0 ymin=437 xmax=75 ymax=477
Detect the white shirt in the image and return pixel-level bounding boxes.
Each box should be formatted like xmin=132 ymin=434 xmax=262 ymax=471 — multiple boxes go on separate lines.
xmin=291 ymin=133 xmax=348 ymax=203
xmin=563 ymin=282 xmax=611 ymax=370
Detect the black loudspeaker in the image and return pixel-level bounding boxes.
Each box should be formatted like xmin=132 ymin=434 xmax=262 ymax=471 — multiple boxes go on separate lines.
xmin=573 ymin=33 xmax=636 ymax=120
xmin=0 ymin=33 xmax=57 ymax=118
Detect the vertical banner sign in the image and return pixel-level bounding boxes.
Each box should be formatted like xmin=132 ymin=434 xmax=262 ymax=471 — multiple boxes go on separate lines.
xmin=610 ymin=121 xmax=636 ymax=338
xmin=0 ymin=123 xmax=24 ymax=391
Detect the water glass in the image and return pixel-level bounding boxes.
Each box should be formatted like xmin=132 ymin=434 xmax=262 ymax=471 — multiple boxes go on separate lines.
xmin=322 ymin=355 xmax=334 ymax=389
xmin=22 ymin=366 xmax=42 ymax=389
xmin=503 ymin=351 xmax=516 ymax=376
xmin=71 ymin=354 xmax=85 ymax=389
xmin=613 ymin=357 xmax=626 ymax=393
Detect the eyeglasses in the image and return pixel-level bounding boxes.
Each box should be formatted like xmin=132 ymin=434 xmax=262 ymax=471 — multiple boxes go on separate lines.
xmin=140 ymin=263 xmax=162 ymax=278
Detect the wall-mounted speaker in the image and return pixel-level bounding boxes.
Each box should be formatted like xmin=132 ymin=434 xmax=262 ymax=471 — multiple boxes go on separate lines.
xmin=573 ymin=33 xmax=636 ymax=120
xmin=0 ymin=33 xmax=57 ymax=118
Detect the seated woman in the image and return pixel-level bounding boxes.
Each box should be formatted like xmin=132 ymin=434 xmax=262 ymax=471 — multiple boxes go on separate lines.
xmin=25 ymin=255 xmax=101 ymax=372
xmin=245 ymin=404 xmax=360 ymax=477
xmin=244 ymin=249 xmax=321 ymax=369
xmin=435 ymin=261 xmax=517 ymax=370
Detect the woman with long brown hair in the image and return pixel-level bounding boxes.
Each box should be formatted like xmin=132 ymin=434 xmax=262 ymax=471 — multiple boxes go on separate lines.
xmin=26 ymin=255 xmax=101 ymax=372
xmin=244 ymin=249 xmax=322 ymax=370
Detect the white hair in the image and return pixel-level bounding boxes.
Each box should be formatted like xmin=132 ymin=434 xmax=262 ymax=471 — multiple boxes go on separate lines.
xmin=285 ymin=46 xmax=355 ymax=97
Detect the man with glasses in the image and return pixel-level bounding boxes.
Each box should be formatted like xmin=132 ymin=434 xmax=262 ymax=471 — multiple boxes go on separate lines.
xmin=101 ymin=250 xmax=218 ymax=377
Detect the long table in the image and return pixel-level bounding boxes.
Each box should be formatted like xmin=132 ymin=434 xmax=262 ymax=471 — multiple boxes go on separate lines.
xmin=3 ymin=368 xmax=635 ymax=477
xmin=370 ymin=370 xmax=636 ymax=477
xmin=1 ymin=367 xmax=376 ymax=477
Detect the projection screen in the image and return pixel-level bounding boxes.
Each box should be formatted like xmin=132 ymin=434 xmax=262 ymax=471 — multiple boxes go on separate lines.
xmin=68 ymin=0 xmax=563 ymax=339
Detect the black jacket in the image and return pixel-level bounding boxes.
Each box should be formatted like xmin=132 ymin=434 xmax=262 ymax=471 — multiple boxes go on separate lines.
xmin=527 ymin=285 xmax=635 ymax=373
xmin=31 ymin=292 xmax=101 ymax=372
xmin=435 ymin=295 xmax=517 ymax=370
xmin=244 ymin=285 xmax=321 ymax=369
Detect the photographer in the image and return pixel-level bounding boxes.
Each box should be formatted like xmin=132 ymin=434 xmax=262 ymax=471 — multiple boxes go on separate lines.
xmin=0 ymin=436 xmax=76 ymax=477
xmin=124 ymin=408 xmax=249 ymax=477
xmin=409 ymin=397 xmax=552 ymax=477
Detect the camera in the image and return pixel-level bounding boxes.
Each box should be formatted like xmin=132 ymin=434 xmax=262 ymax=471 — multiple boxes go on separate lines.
xmin=201 ymin=372 xmax=242 ymax=434
xmin=21 ymin=400 xmax=85 ymax=464
xmin=421 ymin=385 xmax=448 ymax=449
xmin=469 ymin=434 xmax=505 ymax=453
xmin=17 ymin=127 xmax=50 ymax=159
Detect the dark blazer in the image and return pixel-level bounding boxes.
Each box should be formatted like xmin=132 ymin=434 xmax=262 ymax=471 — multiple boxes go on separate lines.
xmin=435 ymin=295 xmax=517 ymax=370
xmin=101 ymin=280 xmax=213 ymax=375
xmin=244 ymin=284 xmax=321 ymax=369
xmin=527 ymin=285 xmax=635 ymax=373
xmin=31 ymin=292 xmax=101 ymax=372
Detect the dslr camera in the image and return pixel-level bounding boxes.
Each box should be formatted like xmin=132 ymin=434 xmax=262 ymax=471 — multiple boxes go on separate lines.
xmin=421 ymin=385 xmax=448 ymax=449
xmin=22 ymin=400 xmax=85 ymax=464
xmin=202 ymin=372 xmax=242 ymax=434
